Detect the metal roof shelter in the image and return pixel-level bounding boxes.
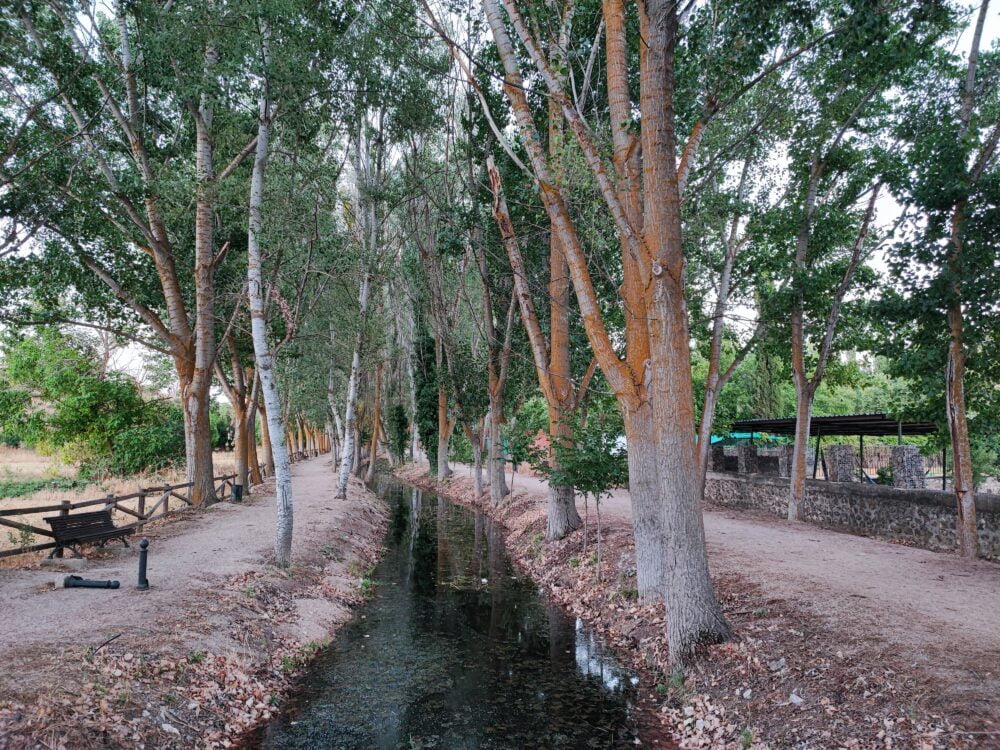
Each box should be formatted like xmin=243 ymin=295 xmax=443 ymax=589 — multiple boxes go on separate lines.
xmin=730 ymin=413 xmax=937 ymax=438
xmin=730 ymin=413 xmax=942 ymax=483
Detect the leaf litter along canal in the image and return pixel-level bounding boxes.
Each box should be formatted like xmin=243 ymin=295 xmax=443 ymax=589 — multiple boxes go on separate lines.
xmin=259 ymin=477 xmax=664 ymax=749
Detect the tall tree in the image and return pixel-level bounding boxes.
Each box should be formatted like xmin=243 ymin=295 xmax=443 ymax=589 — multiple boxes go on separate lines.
xmin=0 ymin=1 xmax=270 ymax=505
xmin=880 ymin=0 xmax=998 ymax=558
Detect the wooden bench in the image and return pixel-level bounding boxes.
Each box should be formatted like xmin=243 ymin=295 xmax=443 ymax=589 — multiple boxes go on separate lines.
xmin=43 ymin=509 xmax=134 ymax=558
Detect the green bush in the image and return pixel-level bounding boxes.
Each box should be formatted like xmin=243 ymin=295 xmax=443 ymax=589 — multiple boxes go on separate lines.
xmin=388 ymin=404 xmax=409 ymax=462
xmin=83 ymin=407 xmax=185 ymax=477
xmin=449 ymin=429 xmax=473 ymax=464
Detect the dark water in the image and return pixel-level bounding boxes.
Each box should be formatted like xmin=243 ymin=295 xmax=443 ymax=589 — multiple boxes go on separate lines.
xmin=260 ymin=478 xmax=645 ymax=749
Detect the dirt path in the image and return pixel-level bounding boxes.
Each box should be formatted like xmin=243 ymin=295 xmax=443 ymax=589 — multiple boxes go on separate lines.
xmin=0 ymin=455 xmax=370 ymax=652
xmin=0 ymin=456 xmax=387 ymax=748
xmin=494 ymin=466 xmax=1000 ymax=650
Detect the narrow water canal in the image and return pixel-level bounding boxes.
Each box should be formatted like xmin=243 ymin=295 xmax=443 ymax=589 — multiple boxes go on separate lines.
xmin=260 ymin=477 xmax=648 ymax=749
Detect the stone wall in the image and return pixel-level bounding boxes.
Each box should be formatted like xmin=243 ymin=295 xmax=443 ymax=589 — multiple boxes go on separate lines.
xmin=706 ymin=471 xmax=1000 ymax=559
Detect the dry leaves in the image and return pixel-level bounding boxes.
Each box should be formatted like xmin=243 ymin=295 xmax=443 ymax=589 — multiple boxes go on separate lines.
xmin=401 ymin=466 xmax=985 ymax=750
xmin=0 ymin=490 xmax=388 ymax=749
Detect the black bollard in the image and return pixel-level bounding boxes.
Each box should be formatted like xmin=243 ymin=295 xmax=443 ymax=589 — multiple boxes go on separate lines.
xmin=64 ymin=575 xmax=120 ymax=589
xmin=232 ymin=483 xmax=243 ymax=502
xmin=137 ymin=538 xmax=150 ymax=590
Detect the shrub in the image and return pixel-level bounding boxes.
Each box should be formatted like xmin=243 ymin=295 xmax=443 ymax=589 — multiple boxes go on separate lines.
xmin=108 ymin=414 xmax=185 ymax=476
xmin=83 ymin=407 xmax=185 ymax=477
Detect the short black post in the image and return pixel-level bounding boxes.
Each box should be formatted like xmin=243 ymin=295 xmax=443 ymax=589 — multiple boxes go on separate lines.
xmin=137 ymin=538 xmax=150 ymax=591
xmin=232 ymin=483 xmax=243 ymax=502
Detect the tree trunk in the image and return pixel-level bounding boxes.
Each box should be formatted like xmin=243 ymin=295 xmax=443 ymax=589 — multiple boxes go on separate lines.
xmin=182 ymin=380 xmax=216 ymax=507
xmin=546 ymin=403 xmax=582 ymax=540
xmin=332 ymin=405 xmax=344 ymax=466
xmin=546 ymin=483 xmax=581 ymax=540
xmin=640 ymin=0 xmax=730 ymax=664
xmin=482 ymin=0 xmax=729 ymax=655
xmin=353 ymin=421 xmax=363 ymax=475
xmin=545 ymin=79 xmax=583 ymax=541
xmin=622 ymin=405 xmax=665 ymax=600
xmin=466 ymin=423 xmax=484 ymax=497
xmin=435 ymin=336 xmax=453 ymax=478
xmin=947 ymin=298 xmax=978 ymax=557
xmin=245 ymin=39 xmax=293 ymax=566
xmin=187 ymin=39 xmax=220 ymax=508
xmin=337 ymin=271 xmax=370 ymax=498
xmin=788 ymin=381 xmax=813 ymax=521
xmin=259 ymin=394 xmax=275 ymax=477
xmin=943 ymin=0 xmax=990 ymax=560
xmin=232 ymin=401 xmax=248 ymax=495
xmin=365 ymin=362 xmax=383 ymax=484
xmin=247 ymin=403 xmax=262 ymax=486
xmin=487 ymin=405 xmax=508 ymax=505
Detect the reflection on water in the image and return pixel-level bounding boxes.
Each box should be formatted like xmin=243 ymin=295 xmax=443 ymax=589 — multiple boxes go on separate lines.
xmin=260 ymin=478 xmax=644 ymax=749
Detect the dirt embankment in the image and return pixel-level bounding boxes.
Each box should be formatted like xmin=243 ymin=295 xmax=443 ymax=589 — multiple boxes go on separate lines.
xmin=397 ymin=464 xmax=994 ymax=750
xmin=0 ymin=457 xmax=387 ymax=749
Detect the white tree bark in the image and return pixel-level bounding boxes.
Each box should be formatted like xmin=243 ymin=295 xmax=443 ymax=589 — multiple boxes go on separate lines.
xmin=337 ymin=270 xmax=371 ymax=498
xmin=246 ymin=26 xmax=294 ymax=567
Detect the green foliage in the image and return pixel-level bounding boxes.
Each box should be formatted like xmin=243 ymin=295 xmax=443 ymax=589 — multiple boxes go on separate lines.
xmin=539 ymin=396 xmax=629 ymax=503
xmin=413 ymin=327 xmax=440 ymax=473
xmin=874 ymin=9 xmax=1000 ymax=485
xmin=210 ymin=404 xmax=234 ymax=452
xmin=0 ymin=329 xmax=184 ymax=476
xmin=449 ymin=429 xmax=473 ymax=464
xmin=6 ymin=525 xmax=35 ymax=550
xmin=388 ymin=404 xmax=410 ymax=463
xmin=98 ymin=410 xmax=186 ymax=478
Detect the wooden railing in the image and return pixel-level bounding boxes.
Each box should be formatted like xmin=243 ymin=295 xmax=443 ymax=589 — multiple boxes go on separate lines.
xmin=0 ymin=473 xmax=237 ymax=560
xmin=0 ymin=446 xmax=333 ymax=560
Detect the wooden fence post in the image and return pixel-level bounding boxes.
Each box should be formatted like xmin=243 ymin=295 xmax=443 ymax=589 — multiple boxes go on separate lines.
xmin=137 ymin=490 xmax=146 ymax=519
xmin=55 ymin=500 xmax=70 ymax=558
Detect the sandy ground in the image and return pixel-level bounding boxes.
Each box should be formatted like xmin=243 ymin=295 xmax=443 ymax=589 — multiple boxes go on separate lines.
xmin=0 ymin=455 xmax=387 ymax=748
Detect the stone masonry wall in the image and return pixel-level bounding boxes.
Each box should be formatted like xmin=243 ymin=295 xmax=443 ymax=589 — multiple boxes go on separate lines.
xmin=706 ymin=471 xmax=1000 ymax=559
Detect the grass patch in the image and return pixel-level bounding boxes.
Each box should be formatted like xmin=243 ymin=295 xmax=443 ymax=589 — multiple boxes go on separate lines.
xmin=282 ymin=640 xmax=329 ymax=672
xmin=0 ymin=477 xmax=88 ymax=499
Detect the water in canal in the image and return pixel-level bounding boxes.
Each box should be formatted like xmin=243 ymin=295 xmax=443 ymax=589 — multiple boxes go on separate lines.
xmin=260 ymin=477 xmax=646 ymax=749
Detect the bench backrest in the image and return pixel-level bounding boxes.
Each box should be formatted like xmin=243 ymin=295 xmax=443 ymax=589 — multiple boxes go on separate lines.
xmin=44 ymin=509 xmax=117 ymax=541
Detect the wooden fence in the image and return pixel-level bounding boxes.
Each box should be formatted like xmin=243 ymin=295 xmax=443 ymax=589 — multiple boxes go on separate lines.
xmin=0 ymin=445 xmax=334 ymax=560
xmin=0 ymin=473 xmax=237 ymax=560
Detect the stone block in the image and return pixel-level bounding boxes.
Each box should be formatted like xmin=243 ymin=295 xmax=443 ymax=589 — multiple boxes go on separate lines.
xmin=892 ymin=445 xmax=926 ymax=489
xmin=826 ymin=444 xmax=857 ymax=482
xmin=737 ymin=444 xmax=758 ymax=474
xmin=777 ymin=445 xmax=794 ymax=477
xmin=711 ymin=443 xmax=726 ymax=472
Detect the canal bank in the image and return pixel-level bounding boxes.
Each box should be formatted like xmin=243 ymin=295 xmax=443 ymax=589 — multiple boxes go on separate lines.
xmin=258 ymin=475 xmax=673 ymax=749
xmin=396 ymin=464 xmax=985 ymax=749
xmin=0 ymin=459 xmax=388 ymax=750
